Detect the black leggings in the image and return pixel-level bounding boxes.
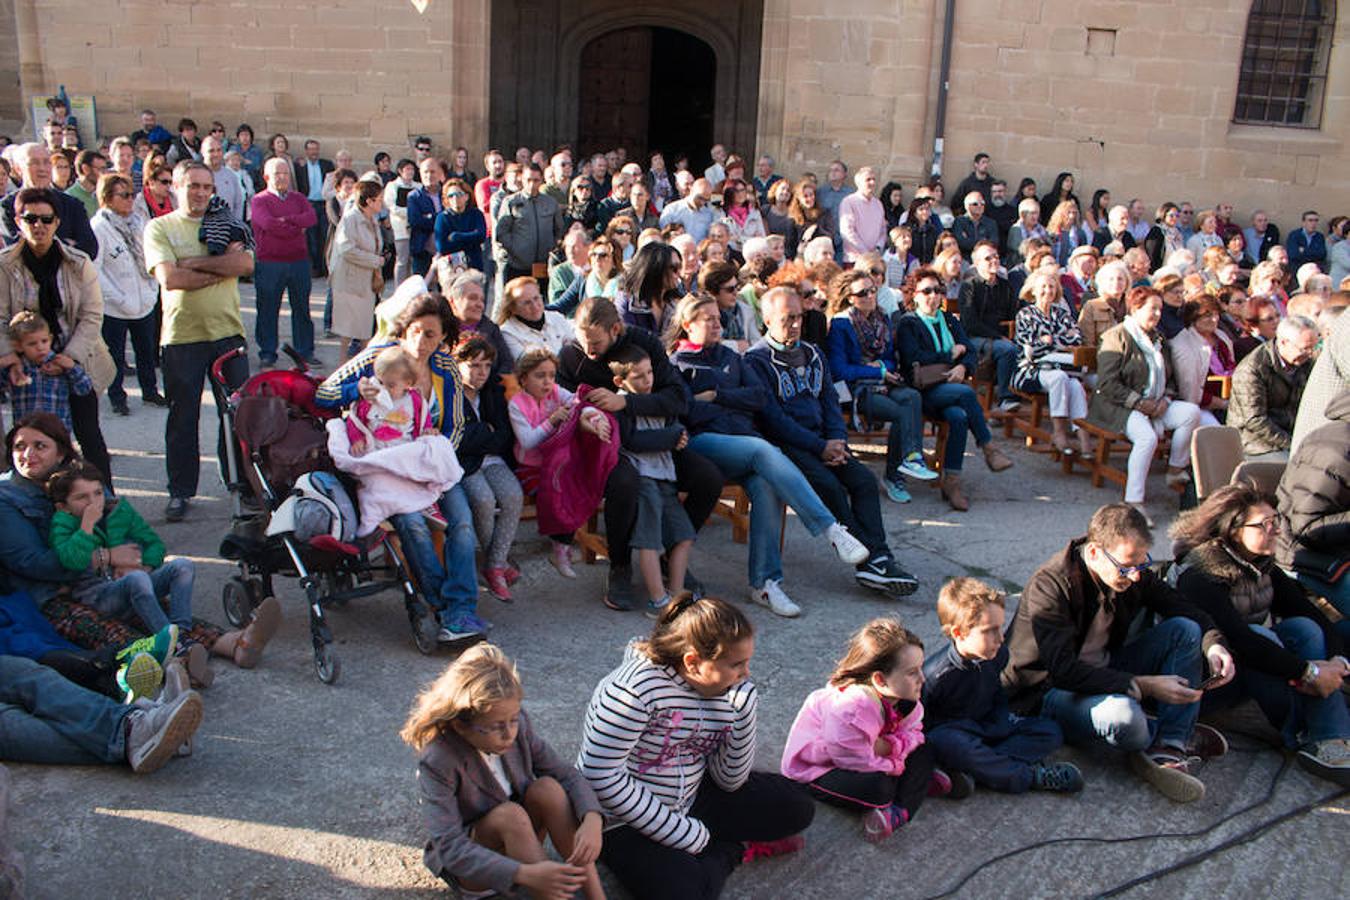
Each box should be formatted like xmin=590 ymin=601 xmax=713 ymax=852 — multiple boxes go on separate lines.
xmin=808 ymin=743 xmax=937 ymax=821
xmin=70 ymin=388 xmax=111 ymax=484
xmin=599 ymin=772 xmax=814 ymax=900
xmin=602 ymin=449 xmax=724 ymax=567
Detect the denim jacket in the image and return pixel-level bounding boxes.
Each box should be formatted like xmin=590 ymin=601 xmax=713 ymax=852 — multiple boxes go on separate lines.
xmin=0 ymin=470 xmax=78 ymax=603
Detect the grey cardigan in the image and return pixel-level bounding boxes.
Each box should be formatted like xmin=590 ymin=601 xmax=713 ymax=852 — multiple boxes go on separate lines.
xmin=417 ymin=710 xmax=601 ymax=893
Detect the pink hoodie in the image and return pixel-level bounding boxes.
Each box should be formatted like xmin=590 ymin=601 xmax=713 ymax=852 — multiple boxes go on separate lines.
xmin=780 ymin=683 xmax=926 ymax=783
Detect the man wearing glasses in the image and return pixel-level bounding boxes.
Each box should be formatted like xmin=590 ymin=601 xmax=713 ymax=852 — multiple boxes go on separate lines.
xmin=1004 ymin=503 xmax=1237 ymax=803
xmin=1228 ymin=314 xmax=1318 ymax=462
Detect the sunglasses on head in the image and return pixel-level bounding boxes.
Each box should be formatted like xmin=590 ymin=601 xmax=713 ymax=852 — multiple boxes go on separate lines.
xmin=19 ymin=213 xmax=55 ymax=225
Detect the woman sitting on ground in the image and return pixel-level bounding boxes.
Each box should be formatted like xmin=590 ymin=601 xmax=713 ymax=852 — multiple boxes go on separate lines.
xmin=1085 ymin=286 xmax=1202 ymax=525
xmin=895 ymin=267 xmax=1015 ymax=512
xmin=1171 ymin=485 xmax=1350 ymax=785
xmin=824 ymin=269 xmax=937 ymax=504
xmin=1011 ymin=270 xmax=1091 ymax=457
xmin=495 ymin=275 xmax=571 ymax=366
xmin=666 ymin=294 xmax=870 ymax=618
xmin=1168 ymin=296 xmax=1233 ymax=425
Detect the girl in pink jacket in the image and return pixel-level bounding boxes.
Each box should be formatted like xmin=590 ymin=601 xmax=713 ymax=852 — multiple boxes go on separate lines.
xmin=781 ymin=618 xmax=948 ymax=843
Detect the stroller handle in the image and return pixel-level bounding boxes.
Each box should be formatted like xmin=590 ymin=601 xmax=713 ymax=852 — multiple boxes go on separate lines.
xmin=210 ymin=346 xmax=248 ymax=388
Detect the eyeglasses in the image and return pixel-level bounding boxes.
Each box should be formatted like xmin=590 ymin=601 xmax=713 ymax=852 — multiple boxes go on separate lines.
xmin=718 ymin=284 xmax=737 ymax=293
xmin=1099 ymin=546 xmax=1153 ymax=578
xmin=446 ymin=191 xmax=467 ymax=198
xmin=467 ymin=716 xmax=520 ymax=738
xmin=914 ymin=285 xmax=942 ymax=295
xmin=591 ymin=252 xmax=611 ymax=259
xmin=1257 ymin=315 xmax=1280 ymax=324
xmin=416 ymin=146 xmax=431 ymax=152
xmin=1241 ymin=517 xmax=1280 ymax=534
xmin=851 ymin=286 xmax=878 ymax=297
xmin=156 ymin=178 xmax=172 ymax=185
xmin=868 ymin=269 xmax=885 ymax=277
xmin=111 ymin=191 xmax=133 ymax=199
xmin=800 ymin=288 xmax=817 ymax=299
xmin=19 ymin=213 xmax=55 ymax=225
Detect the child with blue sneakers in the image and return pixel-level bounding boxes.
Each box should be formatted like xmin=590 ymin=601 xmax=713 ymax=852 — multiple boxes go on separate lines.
xmin=922 ymin=577 xmax=1083 ymax=795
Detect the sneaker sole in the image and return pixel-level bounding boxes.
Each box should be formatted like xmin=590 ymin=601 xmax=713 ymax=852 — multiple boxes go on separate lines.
xmin=130 ymin=693 xmax=203 ymax=774
xmin=855 ymin=574 xmax=920 ymax=598
xmin=862 ymin=809 xmax=896 ymax=844
xmin=749 ymin=592 xmax=801 ymax=618
xmin=900 ymin=468 xmax=940 ymax=482
xmin=1129 ymin=752 xmax=1205 ymax=802
xmin=121 ymin=653 xmax=164 ymax=702
xmin=1296 ymin=750 xmax=1350 ymax=787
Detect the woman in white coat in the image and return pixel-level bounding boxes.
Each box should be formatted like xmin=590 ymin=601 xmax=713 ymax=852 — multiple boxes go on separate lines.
xmin=329 ymin=180 xmax=385 ymax=364
xmin=1167 ymin=295 xmax=1234 ymax=427
xmin=494 ymin=275 xmax=571 ymax=367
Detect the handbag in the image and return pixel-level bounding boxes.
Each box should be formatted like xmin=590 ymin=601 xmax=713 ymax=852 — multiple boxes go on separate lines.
xmin=912 ymin=362 xmax=953 ymax=390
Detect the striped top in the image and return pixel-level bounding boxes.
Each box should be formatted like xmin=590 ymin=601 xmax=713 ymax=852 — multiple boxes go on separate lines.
xmin=576 ymin=645 xmax=757 ymax=854
xmin=315 ymin=341 xmax=465 ymax=448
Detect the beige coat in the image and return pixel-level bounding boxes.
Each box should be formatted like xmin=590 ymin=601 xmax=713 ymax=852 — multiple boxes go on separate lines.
xmin=328 ymin=207 xmax=384 ymax=341
xmin=1169 ymin=326 xmax=1233 ymax=408
xmin=1077 ymin=295 xmax=1124 ymax=349
xmin=0 ymin=241 xmax=116 ymax=391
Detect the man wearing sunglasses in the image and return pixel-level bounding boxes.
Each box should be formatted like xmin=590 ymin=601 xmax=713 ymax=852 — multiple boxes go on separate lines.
xmin=1005 ymin=503 xmax=1237 ymax=803
xmin=0 ymin=142 xmax=98 ymax=260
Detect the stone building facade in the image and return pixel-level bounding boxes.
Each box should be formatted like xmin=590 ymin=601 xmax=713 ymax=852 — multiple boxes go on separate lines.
xmin=4 ymin=0 xmax=1346 ymax=226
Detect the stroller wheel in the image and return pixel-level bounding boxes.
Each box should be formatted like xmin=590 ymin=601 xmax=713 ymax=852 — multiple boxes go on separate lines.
xmin=412 ymin=608 xmax=439 ymax=655
xmin=314 ymin=642 xmax=341 ymax=684
xmin=222 ymin=577 xmax=254 ymax=628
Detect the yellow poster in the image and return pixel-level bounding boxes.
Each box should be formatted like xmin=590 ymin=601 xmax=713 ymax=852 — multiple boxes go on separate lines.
xmin=30 ymin=93 xmax=99 ymax=146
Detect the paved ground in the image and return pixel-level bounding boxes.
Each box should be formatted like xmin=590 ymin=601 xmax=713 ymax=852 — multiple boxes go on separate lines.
xmin=8 ymin=282 xmax=1349 ymax=899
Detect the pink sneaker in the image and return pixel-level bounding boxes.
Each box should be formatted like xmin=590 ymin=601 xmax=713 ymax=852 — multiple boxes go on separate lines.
xmin=549 ymin=542 xmax=577 ymax=578
xmin=422 ymin=505 xmax=448 ymax=531
xmin=928 ymin=768 xmax=953 ymax=797
xmin=503 ymin=565 xmax=522 ymax=586
xmin=483 ymin=568 xmax=513 ymax=602
xmin=741 ymin=834 xmax=805 ymax=863
xmin=862 ymin=805 xmax=908 ymax=843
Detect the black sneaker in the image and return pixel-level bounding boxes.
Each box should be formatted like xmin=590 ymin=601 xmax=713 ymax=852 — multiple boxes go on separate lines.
xmin=143 ymin=392 xmax=170 ymax=408
xmin=1032 ymin=761 xmax=1085 ymax=793
xmin=854 ymin=556 xmax=919 ymax=597
xmin=165 ymin=497 xmax=189 ymax=523
xmin=603 ymin=564 xmax=636 ymax=611
xmin=111 ymin=399 xmax=130 ymax=416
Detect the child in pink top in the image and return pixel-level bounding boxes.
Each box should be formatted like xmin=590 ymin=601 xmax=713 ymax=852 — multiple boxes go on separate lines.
xmin=781 ymin=618 xmax=948 ymax=843
xmin=345 ymin=346 xmax=433 ymax=454
xmin=507 ymin=348 xmax=609 ymax=578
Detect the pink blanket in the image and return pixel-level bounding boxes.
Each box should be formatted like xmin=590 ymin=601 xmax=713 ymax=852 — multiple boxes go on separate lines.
xmin=326 ymin=420 xmax=463 ymax=534
xmin=534 ymin=385 xmax=619 ymax=535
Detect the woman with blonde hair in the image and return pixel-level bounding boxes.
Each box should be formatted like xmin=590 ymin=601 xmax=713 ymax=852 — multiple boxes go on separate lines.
xmin=495 ymin=275 xmax=572 ymax=364
xmin=1046 ymin=201 xmax=1093 ymax=266
xmin=1012 ymin=270 xmax=1091 ymax=456
xmin=1186 ymin=209 xmax=1224 ymax=260
xmin=583 ymin=236 xmax=622 ymax=299
xmin=402 ymin=643 xmax=607 ymax=899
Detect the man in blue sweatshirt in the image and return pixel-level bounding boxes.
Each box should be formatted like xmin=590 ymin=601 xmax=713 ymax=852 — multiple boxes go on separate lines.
xmin=743 ymin=286 xmax=918 ymax=597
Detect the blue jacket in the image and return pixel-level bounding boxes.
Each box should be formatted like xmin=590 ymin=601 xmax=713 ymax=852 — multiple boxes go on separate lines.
xmin=826 ymin=313 xmax=894 ymax=386
xmin=670 ymin=343 xmax=764 ymax=436
xmin=921 ymin=642 xmax=1016 ymax=733
xmin=0 ymin=471 xmax=80 ymax=604
xmin=433 ymin=206 xmax=486 ymax=270
xmin=0 ymin=591 xmax=78 ymax=659
xmin=895 ymin=311 xmax=977 ymax=383
xmin=406 ymin=187 xmax=440 ymax=257
xmin=742 ymin=338 xmax=844 ymax=454
xmin=1286 ymin=228 xmax=1327 ymax=270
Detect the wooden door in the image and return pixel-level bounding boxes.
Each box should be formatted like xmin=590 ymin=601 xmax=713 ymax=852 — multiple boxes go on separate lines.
xmin=577 ymin=27 xmax=652 ymax=157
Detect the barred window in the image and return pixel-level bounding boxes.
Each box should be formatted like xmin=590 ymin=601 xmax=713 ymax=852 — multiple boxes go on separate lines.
xmin=1233 ymin=0 xmax=1336 ymax=128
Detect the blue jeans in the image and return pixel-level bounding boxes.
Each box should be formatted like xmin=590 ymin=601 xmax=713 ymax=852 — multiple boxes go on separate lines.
xmin=969 ymin=336 xmax=1018 ymax=401
xmin=920 ymin=382 xmax=993 ymax=472
xmin=925 ymin=715 xmax=1063 ymax=793
xmin=85 ymin=558 xmax=195 ymax=633
xmin=857 ymin=386 xmax=923 ymax=480
xmin=1040 ymin=617 xmax=1204 ymax=751
xmin=254 ymin=258 xmax=315 ymax=360
xmin=0 ymin=655 xmax=130 ymax=764
xmin=689 ymin=432 xmax=836 ymax=587
xmin=1293 ymin=570 xmax=1350 ymax=643
xmin=101 ymin=311 xmax=159 ymax=403
xmin=392 ymin=483 xmax=478 ymax=622
xmin=1208 ymin=620 xmax=1350 ymax=746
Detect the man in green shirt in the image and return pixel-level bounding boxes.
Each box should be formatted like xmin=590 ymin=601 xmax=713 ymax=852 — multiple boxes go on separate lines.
xmin=64 ymin=149 xmax=105 ymax=219
xmin=144 ymin=160 xmax=253 ymax=522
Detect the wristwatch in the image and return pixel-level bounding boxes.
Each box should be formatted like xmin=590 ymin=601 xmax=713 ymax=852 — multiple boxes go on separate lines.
xmin=1301 ymin=661 xmax=1320 ymax=686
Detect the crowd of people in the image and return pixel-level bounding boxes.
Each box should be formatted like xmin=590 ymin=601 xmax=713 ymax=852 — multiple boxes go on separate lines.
xmin=0 ymin=98 xmax=1347 ymax=898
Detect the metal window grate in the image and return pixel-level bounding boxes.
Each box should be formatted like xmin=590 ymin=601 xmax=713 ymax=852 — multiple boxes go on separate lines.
xmin=1233 ymin=0 xmax=1336 ymax=128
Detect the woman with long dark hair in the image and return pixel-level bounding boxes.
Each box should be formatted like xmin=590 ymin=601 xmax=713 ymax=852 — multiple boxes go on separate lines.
xmin=618 ymin=240 xmax=683 ymax=335
xmin=1039 ymin=172 xmax=1080 ymax=225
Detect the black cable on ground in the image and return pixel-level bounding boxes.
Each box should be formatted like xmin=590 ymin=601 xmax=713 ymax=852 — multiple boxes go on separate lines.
xmin=919 ymin=745 xmax=1296 ymax=900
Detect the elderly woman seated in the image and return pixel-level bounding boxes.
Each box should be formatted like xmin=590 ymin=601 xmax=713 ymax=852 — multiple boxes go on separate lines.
xmin=1167 ymin=296 xmax=1234 ymax=426
xmin=494 ymin=275 xmax=571 ymax=366
xmin=1011 ymin=270 xmax=1092 ymax=457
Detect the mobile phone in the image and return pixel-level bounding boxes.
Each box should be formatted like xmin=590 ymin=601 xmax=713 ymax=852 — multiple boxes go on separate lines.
xmin=1199 ymin=674 xmax=1224 ymax=691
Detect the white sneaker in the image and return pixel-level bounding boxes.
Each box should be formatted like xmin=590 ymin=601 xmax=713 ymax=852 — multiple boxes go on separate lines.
xmin=826 ymin=523 xmax=869 ymax=565
xmin=748 ymin=580 xmax=801 ymax=618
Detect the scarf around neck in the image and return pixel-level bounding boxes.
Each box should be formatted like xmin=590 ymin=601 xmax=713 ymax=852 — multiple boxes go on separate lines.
xmin=21 ymin=243 xmax=65 ymax=346
xmin=916 ymin=310 xmax=953 ymax=355
xmin=1123 ymin=315 xmax=1165 ymax=400
xmin=848 ymin=307 xmax=889 ymax=363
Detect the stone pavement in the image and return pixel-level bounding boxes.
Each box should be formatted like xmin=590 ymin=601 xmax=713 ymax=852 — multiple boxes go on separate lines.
xmin=9 ymin=283 xmax=1349 ymax=899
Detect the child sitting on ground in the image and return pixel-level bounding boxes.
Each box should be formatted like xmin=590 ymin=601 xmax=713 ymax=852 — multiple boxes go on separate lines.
xmin=782 ymin=618 xmax=947 ymax=843
xmin=46 ymin=461 xmax=282 ymax=680
xmin=508 ymin=347 xmax=611 ymax=579
xmin=454 ymin=335 xmax=524 ymax=602
xmin=921 ymin=577 xmax=1084 ymax=795
xmin=401 ymin=642 xmax=607 ymax=900
xmin=0 ymin=311 xmax=92 ymax=434
xmin=609 ymin=344 xmax=696 ymax=616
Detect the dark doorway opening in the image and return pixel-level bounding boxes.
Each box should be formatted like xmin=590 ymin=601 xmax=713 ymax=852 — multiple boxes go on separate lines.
xmin=577 ymin=27 xmax=716 ymax=165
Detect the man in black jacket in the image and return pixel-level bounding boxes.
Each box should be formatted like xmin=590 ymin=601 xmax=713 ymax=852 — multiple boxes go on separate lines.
xmin=1003 ymin=504 xmax=1236 ymax=802
xmin=957 ymin=242 xmax=1019 ymax=411
xmin=1092 ymin=204 xmax=1137 ymax=252
xmin=0 ymin=143 xmax=98 ymax=259
xmin=556 ymin=297 xmax=725 ymax=610
xmin=293 ymin=139 xmax=334 ymax=277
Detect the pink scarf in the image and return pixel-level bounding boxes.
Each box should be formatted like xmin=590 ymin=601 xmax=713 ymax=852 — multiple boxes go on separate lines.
xmin=727 ymin=205 xmax=750 ymax=228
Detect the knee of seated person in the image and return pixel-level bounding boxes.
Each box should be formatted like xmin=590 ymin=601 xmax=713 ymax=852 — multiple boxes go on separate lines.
xmin=1156 ymin=616 xmax=1202 ymax=650
xmin=124 ymin=568 xmax=154 ymax=591
xmin=524 ymin=775 xmax=566 ymax=807
xmin=165 ymin=556 xmax=195 ymax=579
xmin=1092 ymin=695 xmax=1150 ymax=751
xmin=1279 ymin=617 xmax=1326 ymax=656
xmin=483 ymin=800 xmax=534 ymax=836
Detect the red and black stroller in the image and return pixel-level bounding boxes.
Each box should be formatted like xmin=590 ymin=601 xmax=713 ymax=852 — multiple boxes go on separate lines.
xmin=209 ymin=346 xmax=441 ymax=683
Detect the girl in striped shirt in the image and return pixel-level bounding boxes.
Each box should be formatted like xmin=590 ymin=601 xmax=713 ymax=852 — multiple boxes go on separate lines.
xmin=577 ymin=595 xmax=815 ymax=900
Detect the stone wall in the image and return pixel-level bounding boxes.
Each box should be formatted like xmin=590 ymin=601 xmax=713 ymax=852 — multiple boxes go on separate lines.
xmin=756 ymin=0 xmax=1350 ymax=229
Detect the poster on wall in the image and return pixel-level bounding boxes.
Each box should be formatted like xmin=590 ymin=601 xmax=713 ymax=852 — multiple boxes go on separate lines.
xmin=30 ymin=92 xmax=98 ymax=147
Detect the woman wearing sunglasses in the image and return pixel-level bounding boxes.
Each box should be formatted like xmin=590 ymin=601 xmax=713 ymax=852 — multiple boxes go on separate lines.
xmin=134 ymin=158 xmax=175 ymax=220
xmin=1171 ymin=485 xmax=1350 ymax=785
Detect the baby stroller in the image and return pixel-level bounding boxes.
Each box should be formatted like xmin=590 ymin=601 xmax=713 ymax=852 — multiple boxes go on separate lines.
xmin=209 ymin=346 xmax=441 ymax=684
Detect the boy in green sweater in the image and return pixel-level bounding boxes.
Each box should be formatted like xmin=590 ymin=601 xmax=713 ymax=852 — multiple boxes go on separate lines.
xmin=47 ymin=461 xmax=194 ymax=634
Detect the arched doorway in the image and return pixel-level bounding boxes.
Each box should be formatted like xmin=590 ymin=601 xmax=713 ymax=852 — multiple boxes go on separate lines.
xmin=576 ymin=27 xmax=716 ymax=164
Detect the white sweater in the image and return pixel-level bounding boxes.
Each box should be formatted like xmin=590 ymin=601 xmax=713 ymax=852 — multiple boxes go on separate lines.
xmin=577 ymin=645 xmax=757 ymax=854
xmin=498 ymin=311 xmax=573 ymax=366
xmin=90 ymin=209 xmax=158 ymax=320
